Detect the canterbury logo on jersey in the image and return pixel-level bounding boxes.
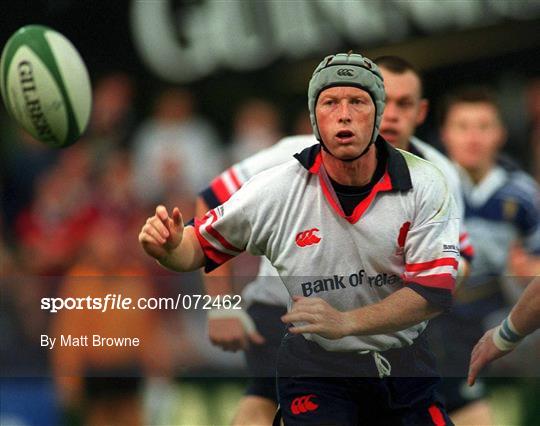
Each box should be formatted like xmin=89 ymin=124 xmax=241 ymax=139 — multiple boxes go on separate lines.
xmin=295 ymin=228 xmax=321 ymax=247
xmin=291 ymin=394 xmax=319 ymax=415
xmin=337 ymin=68 xmax=355 ymax=77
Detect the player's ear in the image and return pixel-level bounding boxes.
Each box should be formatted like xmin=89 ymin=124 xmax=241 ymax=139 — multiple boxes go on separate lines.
xmin=416 ymin=99 xmax=429 ymax=126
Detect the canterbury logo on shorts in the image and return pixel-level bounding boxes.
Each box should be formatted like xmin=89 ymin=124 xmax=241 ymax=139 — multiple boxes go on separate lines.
xmin=291 ymin=394 xmax=319 ymax=415
xmin=295 ymin=228 xmax=321 ymax=247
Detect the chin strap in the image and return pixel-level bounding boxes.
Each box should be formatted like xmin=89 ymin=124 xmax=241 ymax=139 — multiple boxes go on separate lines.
xmin=320 ymin=139 xmax=374 ymax=162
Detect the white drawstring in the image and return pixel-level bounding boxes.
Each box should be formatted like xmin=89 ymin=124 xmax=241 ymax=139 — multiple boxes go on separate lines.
xmin=359 ymin=350 xmax=392 ymax=378
xmin=372 ymin=352 xmax=392 ymax=378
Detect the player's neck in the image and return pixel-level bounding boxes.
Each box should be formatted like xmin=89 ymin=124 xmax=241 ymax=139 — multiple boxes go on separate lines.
xmin=465 ymin=163 xmax=494 ymax=184
xmin=322 ymin=145 xmax=378 ymax=186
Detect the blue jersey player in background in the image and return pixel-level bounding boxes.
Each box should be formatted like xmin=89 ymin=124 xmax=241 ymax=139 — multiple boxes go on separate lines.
xmin=431 ymin=86 xmax=540 ymax=425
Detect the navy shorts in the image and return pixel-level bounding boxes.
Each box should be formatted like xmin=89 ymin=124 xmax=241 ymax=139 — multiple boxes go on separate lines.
xmin=244 ymin=303 xmax=287 ymax=402
xmin=276 ymin=333 xmax=453 ymax=425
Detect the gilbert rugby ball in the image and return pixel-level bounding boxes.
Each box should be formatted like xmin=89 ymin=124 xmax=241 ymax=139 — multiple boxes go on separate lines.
xmin=0 ymin=25 xmax=91 ymax=148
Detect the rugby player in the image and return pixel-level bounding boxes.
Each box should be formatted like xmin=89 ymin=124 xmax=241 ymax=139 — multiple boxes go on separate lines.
xmin=195 ymin=55 xmax=473 ymax=425
xmin=434 ymin=86 xmax=540 ymax=424
xmin=140 ymin=52 xmax=459 ymax=425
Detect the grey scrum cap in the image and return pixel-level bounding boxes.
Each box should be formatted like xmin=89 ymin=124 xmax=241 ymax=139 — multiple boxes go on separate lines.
xmin=308 ymin=53 xmax=385 ymax=143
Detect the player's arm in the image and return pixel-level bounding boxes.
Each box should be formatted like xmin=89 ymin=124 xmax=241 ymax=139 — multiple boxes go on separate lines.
xmin=283 ymin=287 xmax=441 ymax=339
xmin=503 ymin=278 xmax=540 ymax=336
xmin=196 ymin=196 xmax=264 ymax=351
xmin=468 ymin=278 xmax=540 ymax=385
xmin=139 ymin=205 xmax=205 ymax=272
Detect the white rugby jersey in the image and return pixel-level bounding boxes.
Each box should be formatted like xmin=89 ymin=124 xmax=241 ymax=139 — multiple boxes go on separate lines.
xmin=195 ymin=138 xmax=460 ymax=352
xmin=201 ymin=134 xmax=471 ymax=307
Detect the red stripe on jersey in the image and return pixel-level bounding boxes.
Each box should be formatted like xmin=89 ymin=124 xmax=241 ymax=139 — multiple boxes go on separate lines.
xmin=210 ymin=177 xmax=233 ymax=204
xmin=397 ymin=221 xmax=411 ymax=248
xmin=461 ymin=245 xmax=474 ymax=258
xmin=194 ymin=222 xmax=235 ymax=265
xmin=205 ymin=210 xmax=243 ymax=253
xmin=459 ymin=232 xmax=474 ymax=259
xmin=405 ymin=274 xmax=455 ymax=290
xmin=309 ymin=152 xmax=323 ymax=173
xmin=405 ymin=257 xmax=458 ymax=272
xmin=228 ymin=168 xmax=242 ymax=189
xmin=318 ymin=170 xmax=393 ymax=224
xmin=428 ymin=404 xmax=446 ymax=426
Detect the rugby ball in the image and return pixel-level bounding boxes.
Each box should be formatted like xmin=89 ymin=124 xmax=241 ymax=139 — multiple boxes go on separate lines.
xmin=0 ymin=25 xmax=92 ymax=148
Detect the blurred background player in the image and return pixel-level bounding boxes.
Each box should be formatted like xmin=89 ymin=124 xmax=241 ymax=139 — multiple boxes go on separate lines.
xmin=375 ymin=56 xmax=474 ymax=268
xmin=431 ymin=86 xmax=540 ymax=425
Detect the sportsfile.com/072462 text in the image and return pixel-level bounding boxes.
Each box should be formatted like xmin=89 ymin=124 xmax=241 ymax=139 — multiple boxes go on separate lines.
xmin=40 ymin=294 xmax=242 ymax=313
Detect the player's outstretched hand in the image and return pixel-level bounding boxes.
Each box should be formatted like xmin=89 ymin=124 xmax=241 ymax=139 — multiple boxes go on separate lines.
xmin=467 ymin=328 xmax=509 ymax=386
xmin=139 ymin=205 xmax=184 ymax=261
xmin=282 ymin=296 xmax=352 ymax=340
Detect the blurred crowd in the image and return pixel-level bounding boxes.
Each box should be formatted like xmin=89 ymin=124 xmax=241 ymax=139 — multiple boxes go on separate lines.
xmin=0 ymin=72 xmax=291 ymax=425
xmin=0 ymin=69 xmax=539 ymax=425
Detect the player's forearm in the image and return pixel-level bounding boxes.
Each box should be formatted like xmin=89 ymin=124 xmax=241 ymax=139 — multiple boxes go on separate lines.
xmin=157 ymin=226 xmax=205 ymax=272
xmin=510 ymin=279 xmax=540 ymax=336
xmin=344 ymin=287 xmax=442 ymax=336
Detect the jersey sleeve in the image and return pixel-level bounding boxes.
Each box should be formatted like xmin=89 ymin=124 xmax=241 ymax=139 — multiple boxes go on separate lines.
xmin=403 ymin=172 xmax=460 ymax=308
xmin=445 ymin=162 xmax=474 ymax=262
xmin=194 ymin=184 xmax=265 ymax=273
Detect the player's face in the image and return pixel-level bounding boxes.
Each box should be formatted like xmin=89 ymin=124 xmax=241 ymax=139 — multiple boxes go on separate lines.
xmin=316 ymin=86 xmax=376 ymax=160
xmin=442 ymin=102 xmax=506 ymax=174
xmin=379 ymin=68 xmax=427 ymax=150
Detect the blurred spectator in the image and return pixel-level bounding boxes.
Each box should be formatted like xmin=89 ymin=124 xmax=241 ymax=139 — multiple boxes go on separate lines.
xmin=86 ymin=72 xmax=136 ymax=152
xmin=50 ymin=217 xmax=174 ymax=426
xmin=93 ymin=149 xmax=138 ymax=219
xmin=1 ymin=129 xmax=58 ymax=236
xmin=292 ymin=108 xmax=313 ymax=136
xmin=526 ymin=78 xmax=540 ymax=184
xmin=0 ymin=215 xmax=15 ymax=276
xmin=14 ymin=144 xmax=98 ymax=275
xmin=131 ymin=87 xmax=223 ymax=205
xmin=228 ymin=98 xmax=282 ymax=163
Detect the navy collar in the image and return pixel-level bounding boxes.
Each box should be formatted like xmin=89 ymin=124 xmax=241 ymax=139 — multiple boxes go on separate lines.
xmin=294 ymin=135 xmax=412 ymax=191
